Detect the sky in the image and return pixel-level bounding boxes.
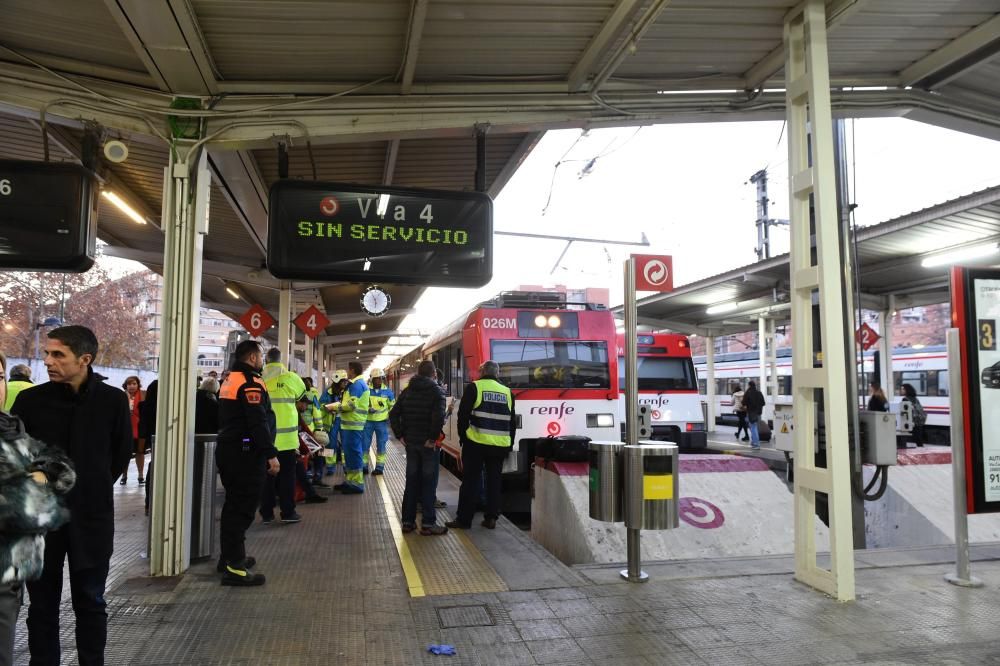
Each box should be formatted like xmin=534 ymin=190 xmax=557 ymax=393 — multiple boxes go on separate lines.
xmin=368 ymin=117 xmax=999 ymax=368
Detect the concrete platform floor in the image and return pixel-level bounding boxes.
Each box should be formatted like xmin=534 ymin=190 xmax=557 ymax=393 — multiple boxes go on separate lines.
xmin=12 ymin=449 xmax=1000 ymax=665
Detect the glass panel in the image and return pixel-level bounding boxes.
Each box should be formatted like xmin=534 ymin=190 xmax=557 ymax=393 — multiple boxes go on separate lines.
xmin=492 ymin=340 xmax=609 ymax=388
xmin=617 ymin=357 xmax=697 ymax=391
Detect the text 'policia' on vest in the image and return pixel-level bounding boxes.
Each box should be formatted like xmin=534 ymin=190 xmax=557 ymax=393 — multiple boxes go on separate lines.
xmin=466 ymin=378 xmax=513 ymax=447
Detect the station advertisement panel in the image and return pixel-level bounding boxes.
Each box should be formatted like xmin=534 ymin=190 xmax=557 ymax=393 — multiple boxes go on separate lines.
xmin=952 ymin=267 xmax=1000 ymax=513
xmin=267 ymin=180 xmax=492 ymax=287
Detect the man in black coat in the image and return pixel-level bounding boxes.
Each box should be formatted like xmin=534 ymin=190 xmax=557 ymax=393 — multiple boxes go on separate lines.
xmin=388 ymin=360 xmax=447 ymax=535
xmin=11 ymin=325 xmax=133 ymax=666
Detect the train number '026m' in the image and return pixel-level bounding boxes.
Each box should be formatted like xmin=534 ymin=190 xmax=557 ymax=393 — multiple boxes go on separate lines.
xmin=483 ymin=317 xmax=517 ymax=329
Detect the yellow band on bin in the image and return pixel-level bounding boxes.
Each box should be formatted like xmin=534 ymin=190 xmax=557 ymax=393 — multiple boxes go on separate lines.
xmin=643 ymin=473 xmax=673 ymax=500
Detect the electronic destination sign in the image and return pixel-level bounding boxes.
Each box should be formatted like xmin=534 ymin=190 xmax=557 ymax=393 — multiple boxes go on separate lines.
xmin=0 ymin=160 xmax=97 ymax=272
xmin=267 ymin=180 xmax=492 ymax=286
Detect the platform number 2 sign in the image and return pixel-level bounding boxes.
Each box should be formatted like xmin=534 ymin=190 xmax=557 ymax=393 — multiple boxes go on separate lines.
xmin=980 ymin=319 xmax=996 ymax=351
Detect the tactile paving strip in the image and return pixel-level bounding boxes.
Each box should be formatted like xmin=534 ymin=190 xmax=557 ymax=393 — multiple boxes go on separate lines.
xmin=380 ymin=440 xmax=507 ymax=597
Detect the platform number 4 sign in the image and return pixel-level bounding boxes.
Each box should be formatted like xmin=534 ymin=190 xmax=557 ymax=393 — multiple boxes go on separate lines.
xmin=980 ymin=319 xmax=996 ymax=351
xmin=294 ymin=305 xmax=330 ymax=340
xmin=239 ymin=304 xmax=275 ymax=337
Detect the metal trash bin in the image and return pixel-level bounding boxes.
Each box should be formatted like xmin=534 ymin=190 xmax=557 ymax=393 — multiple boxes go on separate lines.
xmin=190 ymin=434 xmax=218 ymax=561
xmin=589 ymin=441 xmax=625 ymax=522
xmin=623 ymin=443 xmax=679 ymax=530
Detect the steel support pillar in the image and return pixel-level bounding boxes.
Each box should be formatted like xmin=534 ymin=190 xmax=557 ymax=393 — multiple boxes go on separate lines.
xmin=878 ymin=296 xmax=895 ymax=393
xmin=149 ymin=145 xmax=210 ymax=576
xmin=785 ymin=0 xmax=856 ymax=601
xmin=304 ymin=334 xmax=314 ymax=381
xmin=757 ymin=317 xmax=778 ymax=423
xmin=316 ymin=344 xmax=326 ymax=386
xmin=278 ymin=286 xmax=292 ymax=361
xmin=706 ymin=336 xmax=716 ymax=432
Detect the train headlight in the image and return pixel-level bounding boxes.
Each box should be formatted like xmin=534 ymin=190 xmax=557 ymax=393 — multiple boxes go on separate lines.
xmin=534 ymin=314 xmax=547 ymax=327
xmin=587 ymin=413 xmax=615 ymax=428
xmin=547 ymin=315 xmax=561 ymax=328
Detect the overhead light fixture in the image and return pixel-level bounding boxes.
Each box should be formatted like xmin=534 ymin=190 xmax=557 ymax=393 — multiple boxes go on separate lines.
xmin=706 ymin=302 xmax=739 ymax=315
xmin=357 ymin=340 xmax=363 ymax=345
xmin=101 ymin=191 xmax=146 ymax=225
xmin=376 ymin=194 xmax=390 ymax=218
xmin=360 ymin=324 xmax=367 ymax=331
xmin=226 ymin=286 xmax=240 ymax=299
xmin=920 ymin=243 xmax=999 ymax=268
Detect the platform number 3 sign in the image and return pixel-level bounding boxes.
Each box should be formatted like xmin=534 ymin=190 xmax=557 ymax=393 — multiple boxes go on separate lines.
xmin=980 ymin=319 xmax=996 ymax=351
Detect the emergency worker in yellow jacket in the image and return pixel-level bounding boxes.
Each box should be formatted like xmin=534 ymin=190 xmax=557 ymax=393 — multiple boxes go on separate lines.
xmin=3 ymin=364 xmax=33 ymax=412
xmin=363 ymin=368 xmax=395 ymax=474
xmin=325 ymin=361 xmax=368 ymax=494
xmin=260 ymin=348 xmax=307 ymax=523
xmin=446 ymin=360 xmax=517 ymax=531
xmin=320 ymin=370 xmax=349 ymax=473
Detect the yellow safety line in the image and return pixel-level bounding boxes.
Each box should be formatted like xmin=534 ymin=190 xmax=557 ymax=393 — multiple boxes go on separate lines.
xmin=375 ymin=475 xmax=426 ymax=597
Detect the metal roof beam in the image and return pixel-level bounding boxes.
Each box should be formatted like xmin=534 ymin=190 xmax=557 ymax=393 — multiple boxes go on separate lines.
xmin=488 ymin=132 xmax=542 ymax=198
xmin=743 ymin=0 xmax=869 ymax=90
xmin=567 ymin=0 xmax=645 ymax=92
xmin=900 ymin=14 xmax=1000 ymax=89
xmin=321 ymin=309 xmax=418 ymax=327
xmin=102 ymin=0 xmax=217 ymax=94
xmin=589 ymin=0 xmax=675 ymax=94
xmin=206 ymin=150 xmax=268 ymax=255
xmin=399 ymin=0 xmax=429 ymax=95
xmin=382 ymin=139 xmax=400 ymax=186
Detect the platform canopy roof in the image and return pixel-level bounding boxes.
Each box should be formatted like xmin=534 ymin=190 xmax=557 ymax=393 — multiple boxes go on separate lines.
xmin=1 ymin=0 xmax=999 ymax=361
xmin=623 ymin=184 xmax=1000 ymax=337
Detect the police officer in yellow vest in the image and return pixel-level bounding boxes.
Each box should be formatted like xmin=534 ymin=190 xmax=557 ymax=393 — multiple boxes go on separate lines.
xmin=446 ymin=360 xmax=517 ymax=530
xmin=260 ymin=348 xmax=307 ymax=523
xmin=326 ymin=361 xmax=369 ymax=494
xmin=363 ymin=368 xmax=395 ymax=475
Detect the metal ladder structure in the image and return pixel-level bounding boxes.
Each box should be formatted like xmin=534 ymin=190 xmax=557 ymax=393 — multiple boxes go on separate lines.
xmin=784 ymin=0 xmax=856 ymax=601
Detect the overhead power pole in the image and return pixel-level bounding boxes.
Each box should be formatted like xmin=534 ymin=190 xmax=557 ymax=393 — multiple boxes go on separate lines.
xmin=750 ymin=169 xmax=789 ymax=261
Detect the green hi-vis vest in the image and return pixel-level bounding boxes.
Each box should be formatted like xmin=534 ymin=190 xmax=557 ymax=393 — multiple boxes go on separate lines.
xmin=263 ymin=363 xmax=306 ymax=451
xmin=465 ymin=379 xmax=513 ymax=447
xmin=340 ymin=377 xmax=370 ymax=431
xmin=368 ymin=387 xmax=395 ymax=422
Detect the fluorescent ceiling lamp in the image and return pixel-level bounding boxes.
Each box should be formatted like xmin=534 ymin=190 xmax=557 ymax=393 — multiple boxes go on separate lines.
xmin=921 ymin=244 xmax=999 ymax=267
xmin=357 ymin=340 xmax=363 ymax=345
xmin=101 ymin=191 xmax=146 ymax=225
xmin=360 ymin=324 xmax=367 ymax=331
xmin=226 ymin=286 xmax=240 ymax=299
xmin=706 ymin=302 xmax=738 ymax=315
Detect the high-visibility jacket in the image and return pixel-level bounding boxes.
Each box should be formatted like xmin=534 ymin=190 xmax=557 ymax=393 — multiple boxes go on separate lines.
xmin=368 ymin=386 xmax=395 ymax=422
xmin=262 ymin=362 xmax=306 ymax=452
xmin=465 ymin=379 xmax=513 ymax=447
xmin=339 ymin=377 xmax=369 ymax=431
xmin=4 ymin=380 xmax=33 ymax=412
xmin=302 ymin=387 xmax=323 ymax=431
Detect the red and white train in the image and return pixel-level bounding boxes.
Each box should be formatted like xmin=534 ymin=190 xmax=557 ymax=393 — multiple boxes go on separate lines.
xmin=385 ymin=291 xmax=619 ymax=511
xmin=616 ymin=333 xmax=706 ymax=448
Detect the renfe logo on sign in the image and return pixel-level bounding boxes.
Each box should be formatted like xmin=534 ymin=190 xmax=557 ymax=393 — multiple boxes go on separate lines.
xmin=267 ymin=180 xmax=493 ymax=286
xmin=633 ymin=254 xmax=673 ymax=292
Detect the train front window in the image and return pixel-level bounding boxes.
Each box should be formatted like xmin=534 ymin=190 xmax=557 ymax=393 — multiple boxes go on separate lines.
xmin=617 ymin=357 xmax=698 ymax=391
xmin=491 ymin=340 xmax=610 ymax=388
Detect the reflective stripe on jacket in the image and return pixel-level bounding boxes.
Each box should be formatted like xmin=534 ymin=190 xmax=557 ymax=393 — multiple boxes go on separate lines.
xmin=340 ymin=377 xmax=370 ymax=431
xmin=262 ymin=363 xmax=306 ymax=451
xmin=368 ymin=387 xmax=395 ymax=422
xmin=465 ymin=379 xmax=513 ymax=447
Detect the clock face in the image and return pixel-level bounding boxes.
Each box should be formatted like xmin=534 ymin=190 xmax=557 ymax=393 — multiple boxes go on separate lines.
xmin=361 ymin=286 xmax=390 ymax=316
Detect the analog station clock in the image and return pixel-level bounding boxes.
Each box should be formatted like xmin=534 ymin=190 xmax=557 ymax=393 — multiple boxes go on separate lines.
xmin=360 ymin=285 xmax=391 ymax=317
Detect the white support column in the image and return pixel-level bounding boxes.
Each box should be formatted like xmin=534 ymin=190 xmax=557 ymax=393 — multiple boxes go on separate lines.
xmin=785 ymin=0 xmax=856 ymax=601
xmin=316 ymin=344 xmax=326 ymax=387
xmin=706 ymin=336 xmax=716 ymax=432
xmin=150 ymin=145 xmax=210 ymax=576
xmin=304 ymin=335 xmax=314 ymax=382
xmin=758 ymin=317 xmax=767 ymax=412
xmin=879 ymin=296 xmax=895 ymax=395
xmin=278 ymin=286 xmax=292 ymax=361
xmin=767 ymin=318 xmax=779 ymax=422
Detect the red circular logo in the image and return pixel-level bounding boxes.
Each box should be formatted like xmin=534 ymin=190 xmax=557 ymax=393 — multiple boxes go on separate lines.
xmin=546 ymin=421 xmax=561 ymax=436
xmin=651 ymin=410 xmax=661 ymax=420
xmin=319 ymin=196 xmax=340 ymax=217
xmin=678 ymin=497 xmax=725 ymax=529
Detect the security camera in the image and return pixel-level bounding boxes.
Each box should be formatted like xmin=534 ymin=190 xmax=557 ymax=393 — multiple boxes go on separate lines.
xmin=103 ymin=140 xmax=128 ymax=163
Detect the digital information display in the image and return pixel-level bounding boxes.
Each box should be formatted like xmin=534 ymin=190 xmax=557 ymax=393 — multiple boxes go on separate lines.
xmin=267 ymin=180 xmax=492 ymax=286
xmin=954 ymin=267 xmax=1000 ymax=513
xmin=0 ymin=160 xmax=97 ymax=272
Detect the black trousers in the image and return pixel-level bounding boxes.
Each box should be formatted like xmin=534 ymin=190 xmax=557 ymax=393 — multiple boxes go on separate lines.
xmin=735 ymin=411 xmax=749 ymax=437
xmin=0 ymin=583 xmax=20 ymax=666
xmin=26 ymin=528 xmax=110 ymax=666
xmin=259 ymin=449 xmax=297 ymax=519
xmin=456 ymin=441 xmax=506 ymax=525
xmin=216 ymin=441 xmax=266 ymax=567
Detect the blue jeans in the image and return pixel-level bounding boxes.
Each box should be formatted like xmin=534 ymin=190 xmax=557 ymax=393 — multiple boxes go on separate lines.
xmin=402 ymin=445 xmax=440 ymax=527
xmin=748 ymin=417 xmax=760 ymax=446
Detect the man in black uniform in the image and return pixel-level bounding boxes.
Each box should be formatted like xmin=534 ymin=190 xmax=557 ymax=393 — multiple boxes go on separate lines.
xmin=216 ymin=340 xmax=279 ymax=586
